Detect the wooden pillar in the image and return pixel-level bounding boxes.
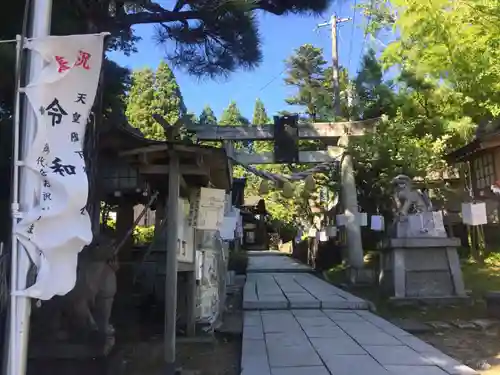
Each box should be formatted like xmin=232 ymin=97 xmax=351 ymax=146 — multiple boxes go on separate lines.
xmin=164 ymin=151 xmax=180 ymax=374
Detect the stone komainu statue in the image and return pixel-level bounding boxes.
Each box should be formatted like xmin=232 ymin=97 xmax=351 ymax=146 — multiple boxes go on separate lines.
xmin=392 ymin=174 xmax=432 ymax=216
xmin=32 ymin=232 xmax=117 ymax=353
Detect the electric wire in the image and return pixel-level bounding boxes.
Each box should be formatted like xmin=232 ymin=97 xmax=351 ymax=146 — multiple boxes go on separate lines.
xmin=347 ymin=0 xmax=359 ymax=72
xmin=356 ymin=0 xmax=375 ymax=74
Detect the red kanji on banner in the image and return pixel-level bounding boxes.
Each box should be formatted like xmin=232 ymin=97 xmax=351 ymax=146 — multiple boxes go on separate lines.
xmin=75 ymin=50 xmax=91 ymax=70
xmin=55 ymin=56 xmax=70 ymax=73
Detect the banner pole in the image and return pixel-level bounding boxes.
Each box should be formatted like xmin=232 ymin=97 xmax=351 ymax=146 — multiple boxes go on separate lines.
xmin=6 ymin=34 xmax=23 ymax=375
xmin=8 ymin=2 xmax=52 ymax=375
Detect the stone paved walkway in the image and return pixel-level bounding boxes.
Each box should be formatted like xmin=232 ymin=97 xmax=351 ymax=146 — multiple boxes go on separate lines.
xmin=243 ymin=273 xmax=369 ymax=310
xmin=241 ymin=309 xmax=477 ymax=375
xmin=246 ymin=254 xmax=312 ymax=273
xmin=241 ymin=253 xmax=477 ymax=375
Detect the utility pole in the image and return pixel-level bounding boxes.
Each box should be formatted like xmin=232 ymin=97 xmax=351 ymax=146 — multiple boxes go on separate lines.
xmin=318 ymin=14 xmax=350 ymax=118
xmin=318 ymin=14 xmax=364 ymax=272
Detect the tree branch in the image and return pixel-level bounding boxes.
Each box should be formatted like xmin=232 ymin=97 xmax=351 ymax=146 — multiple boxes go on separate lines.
xmin=117 ymin=10 xmax=201 ymax=28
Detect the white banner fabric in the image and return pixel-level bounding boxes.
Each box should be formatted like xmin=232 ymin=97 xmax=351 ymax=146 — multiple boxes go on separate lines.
xmin=14 ymin=33 xmax=106 ymax=299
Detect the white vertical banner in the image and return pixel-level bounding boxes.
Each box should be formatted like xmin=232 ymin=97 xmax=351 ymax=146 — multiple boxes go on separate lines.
xmin=13 ymin=33 xmax=107 ymax=300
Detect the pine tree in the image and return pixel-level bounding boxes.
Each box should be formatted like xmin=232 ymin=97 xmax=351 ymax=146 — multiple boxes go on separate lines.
xmin=219 ymin=101 xmax=249 ymax=126
xmin=199 ymin=105 xmax=218 ymax=126
xmin=252 ymin=98 xmax=271 ymax=154
xmin=154 ymin=61 xmax=187 ymax=127
xmin=320 ymin=66 xmax=352 ymax=121
xmin=126 ymin=61 xmax=187 ymax=140
xmin=252 ymin=98 xmax=270 ymax=125
xmin=220 ymin=101 xmax=250 ymax=152
xmin=126 ymin=68 xmax=162 ymax=139
xmin=284 ymin=44 xmax=329 ymax=120
xmin=354 ymin=49 xmax=395 ymax=120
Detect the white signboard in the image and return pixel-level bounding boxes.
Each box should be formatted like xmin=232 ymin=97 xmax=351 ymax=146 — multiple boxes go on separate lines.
xmin=189 ymin=187 xmax=226 ymax=231
xmin=178 ymin=198 xmax=195 ymax=263
xmin=14 ymin=34 xmax=106 ymax=300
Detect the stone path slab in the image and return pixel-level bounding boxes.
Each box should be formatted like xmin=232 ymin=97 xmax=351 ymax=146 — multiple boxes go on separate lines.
xmin=241 ymin=309 xmax=477 ymax=375
xmin=246 ymin=254 xmax=312 ymax=273
xmin=243 ymin=273 xmax=369 ymax=310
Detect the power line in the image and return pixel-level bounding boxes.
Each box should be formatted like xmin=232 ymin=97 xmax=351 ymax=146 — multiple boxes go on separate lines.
xmin=347 ymin=0 xmax=358 ymax=72
xmin=256 ymin=68 xmax=287 ymax=93
xmin=255 ymin=49 xmax=321 ymax=94
xmin=356 ymin=0 xmax=374 ymax=74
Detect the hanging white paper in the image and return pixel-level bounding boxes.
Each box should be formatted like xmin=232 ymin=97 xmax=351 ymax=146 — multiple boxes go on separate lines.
xmin=356 ymin=212 xmax=368 ymax=226
xmin=178 ymin=198 xmax=195 ymax=263
xmin=195 ymin=250 xmax=203 ymax=281
xmin=220 ymin=215 xmax=238 ymax=240
xmin=370 ymin=215 xmax=384 ymax=231
xmin=326 ymin=226 xmax=337 ymax=237
xmin=234 ymin=208 xmax=243 ymax=239
xmin=462 ymin=202 xmax=488 ymax=226
xmin=14 ymin=33 xmax=106 ymax=300
xmin=318 ymin=231 xmax=328 ymax=242
xmin=336 ymin=214 xmax=347 ymax=226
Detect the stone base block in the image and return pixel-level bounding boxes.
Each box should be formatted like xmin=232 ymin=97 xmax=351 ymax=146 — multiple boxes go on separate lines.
xmin=379 ymin=237 xmax=466 ymax=301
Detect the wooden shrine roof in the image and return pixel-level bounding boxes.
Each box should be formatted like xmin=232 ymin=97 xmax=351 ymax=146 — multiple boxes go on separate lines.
xmin=445 ymin=131 xmax=500 ymax=163
xmin=99 ymin=122 xmax=231 ymax=191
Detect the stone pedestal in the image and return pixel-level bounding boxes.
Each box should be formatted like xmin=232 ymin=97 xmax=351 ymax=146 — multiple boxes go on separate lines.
xmin=379 ymin=237 xmax=467 ymax=302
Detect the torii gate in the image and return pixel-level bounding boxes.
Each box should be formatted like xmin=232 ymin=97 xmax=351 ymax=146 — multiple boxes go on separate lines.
xmin=192 ymin=115 xmax=378 ymax=272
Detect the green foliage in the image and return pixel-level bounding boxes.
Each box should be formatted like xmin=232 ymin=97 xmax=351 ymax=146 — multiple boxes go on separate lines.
xmin=126 ymin=61 xmax=187 ymax=140
xmin=199 ymin=105 xmax=218 ymax=126
xmin=154 ymin=61 xmax=187 ymax=127
xmin=243 ymin=25 xmax=483 ymax=233
xmin=220 ymin=101 xmax=251 ymax=154
xmin=351 ymin=114 xmax=450 ymax=214
xmin=54 ymin=0 xmax=331 ymax=78
xmin=104 ymin=218 xmax=117 ymax=230
xmin=375 ymin=0 xmax=500 ymax=121
xmin=252 ymin=98 xmax=270 ymax=125
xmin=133 ymin=225 xmax=155 ymax=245
xmin=125 ymin=68 xmax=158 ymax=138
xmin=219 ymin=101 xmax=249 ymax=126
xmin=284 ymin=44 xmax=329 ymax=120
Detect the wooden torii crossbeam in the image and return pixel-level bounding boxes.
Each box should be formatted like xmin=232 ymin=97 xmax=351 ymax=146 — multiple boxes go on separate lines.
xmin=192 ymin=119 xmax=377 ymax=140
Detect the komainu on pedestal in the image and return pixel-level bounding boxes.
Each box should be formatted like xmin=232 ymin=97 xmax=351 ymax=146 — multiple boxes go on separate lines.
xmin=379 ymin=175 xmax=467 ymax=303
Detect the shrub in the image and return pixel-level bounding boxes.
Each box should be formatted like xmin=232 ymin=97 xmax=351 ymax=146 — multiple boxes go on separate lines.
xmin=133 ymin=225 xmax=155 ymax=245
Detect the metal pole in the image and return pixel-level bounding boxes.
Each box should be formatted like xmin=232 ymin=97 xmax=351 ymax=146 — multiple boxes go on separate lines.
xmin=6 ymin=35 xmax=23 ymax=375
xmin=164 ymin=149 xmax=180 ymax=375
xmin=8 ymin=2 xmax=52 ymax=375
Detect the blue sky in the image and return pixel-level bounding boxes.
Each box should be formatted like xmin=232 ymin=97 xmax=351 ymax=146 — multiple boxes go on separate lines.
xmin=108 ymin=0 xmax=387 ymax=121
